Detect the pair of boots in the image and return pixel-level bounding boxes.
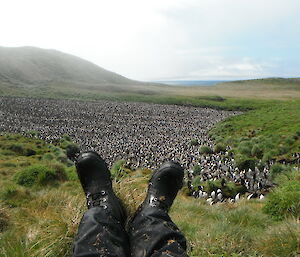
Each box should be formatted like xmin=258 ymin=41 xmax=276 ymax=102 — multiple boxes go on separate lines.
xmin=73 ymin=151 xmax=189 ymax=257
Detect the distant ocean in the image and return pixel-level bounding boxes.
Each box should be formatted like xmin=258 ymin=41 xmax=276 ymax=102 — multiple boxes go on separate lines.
xmin=154 ymin=80 xmax=230 ymax=86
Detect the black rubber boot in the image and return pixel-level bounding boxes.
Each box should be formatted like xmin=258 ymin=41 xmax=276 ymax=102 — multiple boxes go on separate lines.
xmin=75 ymin=151 xmax=126 ymax=223
xmin=73 ymin=151 xmax=130 ymax=257
xmin=129 ymin=161 xmax=189 ymax=257
xmin=137 ymin=161 xmax=184 ymax=213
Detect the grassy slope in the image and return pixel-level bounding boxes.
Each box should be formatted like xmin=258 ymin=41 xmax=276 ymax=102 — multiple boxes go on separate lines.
xmin=1 ymin=77 xmax=300 ymax=101
xmin=1 ymin=78 xmax=300 ymax=160
xmin=1 ymin=78 xmax=300 ymax=256
xmin=0 ymin=135 xmax=299 ymax=257
xmin=210 ymin=100 xmax=300 ymax=163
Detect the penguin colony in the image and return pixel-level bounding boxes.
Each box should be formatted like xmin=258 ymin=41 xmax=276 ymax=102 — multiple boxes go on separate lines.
xmin=0 ymin=96 xmax=282 ymax=203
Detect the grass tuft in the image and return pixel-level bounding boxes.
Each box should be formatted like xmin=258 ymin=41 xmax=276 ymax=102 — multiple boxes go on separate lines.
xmin=0 ymin=207 xmax=10 ymax=232
xmin=14 ymin=163 xmax=67 ymax=187
xmin=257 ymin=220 xmax=300 ymax=257
xmin=199 ymin=145 xmax=213 ymax=154
xmin=263 ymin=179 xmax=300 ymax=220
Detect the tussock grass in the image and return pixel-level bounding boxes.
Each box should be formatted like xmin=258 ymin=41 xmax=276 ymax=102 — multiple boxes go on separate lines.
xmin=172 ymin=198 xmax=270 ymax=256
xmin=1 ymin=163 xmax=299 ymax=256
xmin=25 ymin=191 xmax=84 ymax=257
xmin=114 ymin=172 xmax=149 ymax=217
xmin=0 ymin=190 xmax=85 ymax=257
xmin=14 ymin=164 xmax=67 ymax=187
xmin=0 ymin=80 xmax=299 ymax=255
xmin=1 ymin=124 xmax=299 ymax=257
xmin=0 ymin=233 xmax=31 ymax=257
xmin=199 ymin=145 xmax=213 ymax=154
xmin=263 ymin=174 xmax=300 ymax=220
xmin=256 ymin=220 xmax=300 ymax=257
xmin=210 ymin=101 xmax=300 ymax=163
xmin=177 ymin=191 xmax=299 ymax=256
xmin=0 ymin=185 xmax=33 ymax=208
xmin=0 ymin=207 xmax=10 ymax=233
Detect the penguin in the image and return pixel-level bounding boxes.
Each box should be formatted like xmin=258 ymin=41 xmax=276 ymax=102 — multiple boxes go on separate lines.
xmin=234 ymin=193 xmax=240 ymax=202
xmin=211 ymin=191 xmax=216 ymax=199
xmin=247 ymin=193 xmax=254 ymax=200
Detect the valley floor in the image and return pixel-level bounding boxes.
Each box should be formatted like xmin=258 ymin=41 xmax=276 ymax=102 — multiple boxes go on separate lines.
xmin=0 ymin=90 xmax=299 ymax=256
xmin=0 ymin=96 xmax=240 ymax=169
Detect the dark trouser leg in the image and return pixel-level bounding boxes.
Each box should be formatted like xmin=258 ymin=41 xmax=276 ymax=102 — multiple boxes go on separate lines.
xmin=73 ymin=207 xmax=130 ymax=257
xmin=129 ymin=208 xmax=189 ymax=257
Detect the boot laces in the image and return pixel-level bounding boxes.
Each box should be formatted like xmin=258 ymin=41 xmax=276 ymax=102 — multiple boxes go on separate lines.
xmin=149 ymin=194 xmax=169 ymax=211
xmin=86 ymin=191 xmax=108 ymax=209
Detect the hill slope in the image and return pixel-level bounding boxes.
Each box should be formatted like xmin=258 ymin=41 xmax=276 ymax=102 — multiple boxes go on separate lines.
xmin=0 ymin=46 xmax=139 ymax=87
xmin=0 ymin=47 xmax=299 ymax=101
xmin=219 ymin=77 xmax=300 ymax=89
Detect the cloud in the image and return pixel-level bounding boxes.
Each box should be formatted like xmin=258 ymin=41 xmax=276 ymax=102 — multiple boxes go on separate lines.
xmin=0 ymin=0 xmax=299 ymax=80
xmin=154 ymin=55 xmax=279 ymax=80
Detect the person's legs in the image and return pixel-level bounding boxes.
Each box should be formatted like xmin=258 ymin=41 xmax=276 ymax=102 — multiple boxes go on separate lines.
xmin=128 ymin=161 xmax=189 ymax=257
xmin=73 ymin=207 xmax=130 ymax=257
xmin=72 ymin=152 xmax=130 ymax=257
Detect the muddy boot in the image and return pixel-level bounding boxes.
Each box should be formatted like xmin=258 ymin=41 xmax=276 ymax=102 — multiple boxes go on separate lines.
xmin=137 ymin=161 xmax=184 ymax=213
xmin=129 ymin=161 xmax=189 ymax=257
xmin=73 ymin=151 xmax=130 ymax=257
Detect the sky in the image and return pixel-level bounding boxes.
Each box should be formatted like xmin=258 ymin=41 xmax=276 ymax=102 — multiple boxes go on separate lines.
xmin=1 ymin=0 xmax=300 ymax=81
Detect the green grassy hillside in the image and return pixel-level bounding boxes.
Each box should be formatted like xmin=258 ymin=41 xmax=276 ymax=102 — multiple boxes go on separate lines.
xmin=1 ymin=77 xmax=300 ymax=105
xmin=210 ymin=100 xmax=300 ymax=163
xmin=0 ymin=46 xmax=141 ymax=86
xmin=0 ymin=134 xmax=299 ymax=256
xmin=1 ymin=77 xmax=300 ymax=256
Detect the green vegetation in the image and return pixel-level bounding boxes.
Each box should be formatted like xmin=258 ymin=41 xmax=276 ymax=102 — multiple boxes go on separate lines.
xmin=263 ymin=169 xmax=300 ymax=221
xmin=192 ymin=165 xmax=201 ymax=176
xmin=191 ymin=177 xmax=246 ymax=198
xmin=14 ymin=164 xmax=67 ymax=187
xmin=174 ymin=198 xmax=300 ymax=257
xmin=0 ymin=78 xmax=300 ymax=256
xmin=0 ymin=134 xmax=299 ymax=256
xmin=59 ymin=136 xmax=80 ymax=160
xmin=199 ymin=145 xmax=213 ymax=154
xmin=111 ymin=160 xmax=131 ymax=181
xmin=190 ymin=138 xmax=199 ymax=146
xmin=269 ymin=163 xmax=292 ymax=179
xmin=213 ymin=143 xmax=226 ymax=153
xmin=209 ymin=100 xmax=300 ymax=164
xmin=4 ymin=78 xmax=298 ymax=166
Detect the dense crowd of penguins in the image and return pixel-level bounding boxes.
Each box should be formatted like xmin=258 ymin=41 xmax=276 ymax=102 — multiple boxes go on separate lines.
xmin=186 ymin=152 xmax=274 ymax=204
xmin=0 ymin=96 xmax=274 ymax=203
xmin=0 ymin=97 xmax=239 ymax=168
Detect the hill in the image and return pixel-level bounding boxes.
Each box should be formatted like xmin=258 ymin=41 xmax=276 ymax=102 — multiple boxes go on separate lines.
xmin=0 ymin=46 xmax=299 ymax=101
xmin=0 ymin=46 xmax=141 ymax=87
xmin=218 ymin=77 xmax=300 ymax=90
xmin=0 ymin=48 xmax=299 ymax=256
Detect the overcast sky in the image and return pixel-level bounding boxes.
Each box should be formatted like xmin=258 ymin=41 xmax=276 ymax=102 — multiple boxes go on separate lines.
xmin=1 ymin=0 xmax=299 ymax=81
